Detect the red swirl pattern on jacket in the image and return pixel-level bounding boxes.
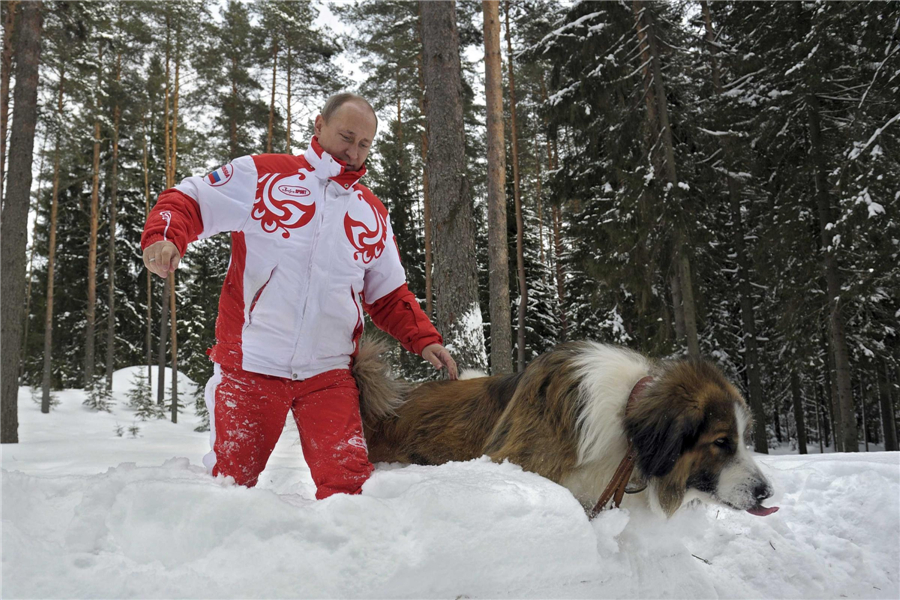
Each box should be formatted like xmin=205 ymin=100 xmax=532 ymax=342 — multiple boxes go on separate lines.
xmin=252 ymin=172 xmax=316 ymax=238
xmin=344 ymin=192 xmax=387 ymax=264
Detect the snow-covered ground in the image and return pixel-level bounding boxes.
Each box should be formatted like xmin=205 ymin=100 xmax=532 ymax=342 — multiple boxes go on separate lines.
xmin=3 ymin=367 xmax=898 ymax=599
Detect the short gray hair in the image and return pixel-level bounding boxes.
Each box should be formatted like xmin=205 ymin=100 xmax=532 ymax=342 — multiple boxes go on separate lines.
xmin=322 ymin=93 xmax=378 ymax=130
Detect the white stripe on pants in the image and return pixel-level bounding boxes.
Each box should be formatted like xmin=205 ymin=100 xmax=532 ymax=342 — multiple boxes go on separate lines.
xmin=202 ymin=363 xmax=223 ymax=473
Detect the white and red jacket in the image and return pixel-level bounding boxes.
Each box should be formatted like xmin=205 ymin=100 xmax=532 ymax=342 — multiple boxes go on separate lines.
xmin=142 ymin=137 xmax=442 ymax=381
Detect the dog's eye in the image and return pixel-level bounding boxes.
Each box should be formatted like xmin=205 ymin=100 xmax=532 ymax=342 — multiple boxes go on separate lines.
xmin=714 ymin=437 xmax=729 ymax=448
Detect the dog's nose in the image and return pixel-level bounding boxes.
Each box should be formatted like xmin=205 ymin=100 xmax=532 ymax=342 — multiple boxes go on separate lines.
xmin=754 ymin=482 xmax=773 ymax=501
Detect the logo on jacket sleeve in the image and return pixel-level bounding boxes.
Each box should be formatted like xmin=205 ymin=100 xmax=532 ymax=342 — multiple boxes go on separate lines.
xmin=344 ymin=192 xmax=387 ymax=264
xmin=252 ymin=172 xmax=316 ymax=239
xmin=206 ymin=164 xmax=233 ymax=187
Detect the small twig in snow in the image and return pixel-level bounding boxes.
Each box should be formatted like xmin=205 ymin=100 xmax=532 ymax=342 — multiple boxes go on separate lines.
xmin=769 ymin=541 xmax=776 ymax=551
xmin=692 ymin=554 xmax=712 ymax=565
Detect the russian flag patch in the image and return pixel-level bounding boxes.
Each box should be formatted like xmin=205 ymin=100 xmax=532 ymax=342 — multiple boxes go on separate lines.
xmin=206 ymin=163 xmax=233 ymax=187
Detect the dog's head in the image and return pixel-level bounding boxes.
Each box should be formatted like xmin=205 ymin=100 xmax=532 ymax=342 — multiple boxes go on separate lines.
xmin=624 ymin=361 xmax=775 ymax=517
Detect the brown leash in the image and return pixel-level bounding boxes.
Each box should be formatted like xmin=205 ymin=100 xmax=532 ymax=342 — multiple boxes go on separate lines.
xmin=588 ymin=375 xmax=653 ymax=519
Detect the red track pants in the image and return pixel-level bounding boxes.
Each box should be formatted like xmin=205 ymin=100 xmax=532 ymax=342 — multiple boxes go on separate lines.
xmin=202 ymin=364 xmax=374 ymax=499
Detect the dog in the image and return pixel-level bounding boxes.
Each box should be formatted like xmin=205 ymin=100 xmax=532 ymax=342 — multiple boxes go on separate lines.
xmin=353 ymin=340 xmax=777 ymax=518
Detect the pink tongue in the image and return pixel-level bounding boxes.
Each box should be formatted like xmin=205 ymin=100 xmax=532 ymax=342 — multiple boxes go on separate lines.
xmin=746 ymin=505 xmax=779 ymax=516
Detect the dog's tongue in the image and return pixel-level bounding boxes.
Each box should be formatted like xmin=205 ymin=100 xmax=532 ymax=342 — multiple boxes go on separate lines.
xmin=746 ymin=505 xmax=779 ymax=516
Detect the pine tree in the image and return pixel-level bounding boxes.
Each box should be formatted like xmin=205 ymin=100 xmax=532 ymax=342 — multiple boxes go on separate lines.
xmin=1 ymin=0 xmax=43 ymax=443
xmin=196 ymin=0 xmax=267 ymax=162
xmin=0 ymin=0 xmax=19 ymax=205
xmin=483 ymin=0 xmax=513 ymax=375
xmin=420 ymin=0 xmax=487 ymax=372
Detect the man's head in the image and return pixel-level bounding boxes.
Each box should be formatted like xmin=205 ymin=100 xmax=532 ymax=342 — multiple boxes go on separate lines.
xmin=314 ymin=93 xmax=378 ymax=171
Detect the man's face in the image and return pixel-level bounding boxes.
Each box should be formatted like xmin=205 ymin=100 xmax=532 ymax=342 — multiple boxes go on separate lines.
xmin=314 ymin=101 xmax=377 ymax=172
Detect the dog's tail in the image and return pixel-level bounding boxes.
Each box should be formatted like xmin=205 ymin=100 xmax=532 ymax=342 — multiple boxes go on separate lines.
xmin=352 ymin=339 xmax=410 ymax=421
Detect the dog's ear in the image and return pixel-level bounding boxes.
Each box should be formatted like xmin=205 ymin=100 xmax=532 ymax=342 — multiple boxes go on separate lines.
xmin=625 ymin=399 xmax=703 ymax=479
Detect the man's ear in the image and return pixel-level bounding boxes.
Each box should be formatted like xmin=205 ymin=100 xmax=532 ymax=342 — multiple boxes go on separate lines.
xmin=314 ymin=114 xmax=323 ymax=136
xmin=625 ymin=401 xmax=703 ymax=479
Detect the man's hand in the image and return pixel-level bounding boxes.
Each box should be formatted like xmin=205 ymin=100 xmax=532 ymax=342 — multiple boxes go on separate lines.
xmin=142 ymin=241 xmax=181 ymax=278
xmin=422 ymin=344 xmax=458 ymax=380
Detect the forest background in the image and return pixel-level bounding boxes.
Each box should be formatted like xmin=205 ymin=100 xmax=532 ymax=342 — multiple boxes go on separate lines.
xmin=1 ymin=0 xmax=898 ymax=457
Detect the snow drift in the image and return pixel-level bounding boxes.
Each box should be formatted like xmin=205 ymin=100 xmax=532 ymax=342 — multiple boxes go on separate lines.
xmin=2 ymin=370 xmax=898 ymax=598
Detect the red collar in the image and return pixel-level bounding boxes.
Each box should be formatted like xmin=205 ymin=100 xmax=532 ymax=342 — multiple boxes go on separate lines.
xmin=307 ymin=136 xmax=367 ymax=188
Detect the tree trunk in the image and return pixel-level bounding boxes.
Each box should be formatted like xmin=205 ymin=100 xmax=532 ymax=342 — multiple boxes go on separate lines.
xmin=670 ymin=272 xmax=687 ymax=343
xmin=816 ymin=379 xmax=831 ymax=451
xmin=143 ymin=115 xmax=152 ymax=385
xmin=880 ymin=359 xmax=898 ymax=451
xmin=633 ymin=0 xmax=700 ymax=359
xmin=416 ymin=6 xmax=432 ymax=318
xmin=163 ymin=12 xmax=171 ymax=185
xmin=678 ymin=253 xmax=701 ymax=358
xmin=158 ymin=12 xmax=173 ymax=406
xmin=157 ymin=275 xmax=170 ymax=406
xmin=84 ymin=44 xmax=103 ymax=389
xmin=169 ymin=32 xmax=180 ymax=187
xmin=21 ymin=133 xmax=47 ymax=378
xmin=552 ymin=203 xmax=566 ymax=340
xmin=773 ymin=399 xmax=782 ymax=444
xmin=534 ymin=132 xmax=544 ymax=268
xmin=869 ymin=384 xmax=878 ymax=444
xmin=791 ymin=370 xmax=807 ymax=454
xmin=105 ymin=48 xmax=121 ymax=389
xmin=267 ymin=37 xmax=277 ymax=154
xmin=482 ymin=0 xmax=512 ymax=376
xmin=808 ymin=93 xmax=857 ymax=452
xmin=396 ymin=73 xmax=403 ymax=165
xmin=505 ymin=0 xmax=526 ymax=372
xmin=632 ymin=0 xmax=663 ymax=178
xmin=0 ymin=0 xmax=18 ymax=208
xmin=822 ymin=319 xmax=841 ymax=451
xmin=41 ymin=66 xmax=63 ymax=415
xmin=230 ymin=55 xmax=238 ymax=160
xmin=539 ymin=81 xmax=567 ymax=340
xmin=859 ymin=374 xmax=869 ymax=451
xmin=814 ymin=382 xmax=824 ymax=453
xmin=635 ymin=0 xmax=682 ymax=353
xmin=420 ymin=0 xmax=486 ymax=372
xmin=170 ymin=274 xmax=178 ymax=423
xmin=1 ymin=0 xmax=42 ymax=443
xmin=286 ymin=45 xmax=291 ymax=151
xmin=702 ymin=0 xmax=767 ymax=451
xmin=166 ymin=30 xmax=180 ymax=413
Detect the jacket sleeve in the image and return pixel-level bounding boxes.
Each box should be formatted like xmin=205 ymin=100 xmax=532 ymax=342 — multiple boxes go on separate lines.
xmin=141 ymin=155 xmax=258 ymax=255
xmin=362 ymin=213 xmax=442 ymax=355
xmin=363 ymin=283 xmax=443 ymax=356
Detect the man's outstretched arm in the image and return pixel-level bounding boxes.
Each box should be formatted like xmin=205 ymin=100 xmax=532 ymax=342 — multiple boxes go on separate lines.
xmin=141 ymin=156 xmax=258 ymax=278
xmin=363 ymin=284 xmax=458 ymax=380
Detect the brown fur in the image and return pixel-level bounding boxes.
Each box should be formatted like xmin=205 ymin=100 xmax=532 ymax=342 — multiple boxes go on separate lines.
xmin=359 ymin=343 xmax=597 ymax=483
xmin=625 ymin=361 xmax=750 ymax=515
xmin=352 ymin=339 xmax=410 ymax=420
xmin=355 ymin=341 xmax=766 ymax=517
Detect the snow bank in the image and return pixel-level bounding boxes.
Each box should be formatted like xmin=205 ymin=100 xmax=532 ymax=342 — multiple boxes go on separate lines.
xmin=3 ymin=459 xmax=596 ymax=598
xmin=3 ymin=380 xmax=898 ymax=599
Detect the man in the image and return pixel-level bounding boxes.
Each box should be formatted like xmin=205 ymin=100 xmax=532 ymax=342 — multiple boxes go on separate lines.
xmin=142 ymin=93 xmax=457 ymax=499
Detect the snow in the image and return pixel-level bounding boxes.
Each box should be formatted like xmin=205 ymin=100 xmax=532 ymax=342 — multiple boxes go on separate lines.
xmin=849 ymin=112 xmax=900 ymax=160
xmin=444 ymin=302 xmax=489 ymax=371
xmin=3 ymin=372 xmax=899 ymax=599
xmin=849 ymin=187 xmax=885 ymax=219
